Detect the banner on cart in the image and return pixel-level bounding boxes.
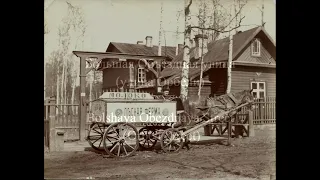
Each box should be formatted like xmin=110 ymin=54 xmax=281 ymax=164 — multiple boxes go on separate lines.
xmin=101 ymin=101 xmax=177 ymax=123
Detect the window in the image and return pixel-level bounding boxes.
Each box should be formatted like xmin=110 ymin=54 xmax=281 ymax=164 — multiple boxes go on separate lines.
xmin=251 ymin=38 xmax=261 ymax=56
xmin=137 ymin=68 xmax=146 ymax=83
xmin=250 ymin=81 xmax=266 ymax=99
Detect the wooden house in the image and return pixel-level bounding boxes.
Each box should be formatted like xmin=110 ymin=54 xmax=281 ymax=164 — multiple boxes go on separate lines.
xmin=156 ymin=26 xmax=276 ymax=103
xmin=100 ymin=36 xmax=182 ymax=92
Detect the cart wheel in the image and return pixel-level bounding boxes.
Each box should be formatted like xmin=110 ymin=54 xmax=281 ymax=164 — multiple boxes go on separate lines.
xmin=87 ymin=122 xmax=107 ymax=151
xmin=160 ymin=128 xmax=184 ymax=153
xmin=139 ymin=127 xmax=158 ymax=150
xmin=103 ymin=122 xmax=139 ymax=158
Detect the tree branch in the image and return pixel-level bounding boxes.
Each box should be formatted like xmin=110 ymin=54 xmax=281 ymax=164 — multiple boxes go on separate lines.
xmin=190 ymin=15 xmax=245 ymax=33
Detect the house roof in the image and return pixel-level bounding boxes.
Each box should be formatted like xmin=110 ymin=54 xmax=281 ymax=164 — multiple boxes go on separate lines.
xmin=160 ymin=26 xmax=276 ymax=82
xmin=106 ymin=42 xmax=180 ymax=60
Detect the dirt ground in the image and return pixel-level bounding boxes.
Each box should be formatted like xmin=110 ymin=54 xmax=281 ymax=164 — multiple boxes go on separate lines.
xmin=44 ymin=128 xmax=275 ymax=180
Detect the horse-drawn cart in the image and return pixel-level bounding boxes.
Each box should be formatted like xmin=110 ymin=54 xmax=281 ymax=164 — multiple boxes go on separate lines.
xmin=86 ymin=90 xmax=254 ymax=157
xmin=86 ymin=91 xmax=180 ymax=157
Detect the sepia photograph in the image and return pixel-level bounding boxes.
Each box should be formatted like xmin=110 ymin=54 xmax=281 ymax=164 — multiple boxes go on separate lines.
xmin=44 ymin=0 xmax=276 ymax=179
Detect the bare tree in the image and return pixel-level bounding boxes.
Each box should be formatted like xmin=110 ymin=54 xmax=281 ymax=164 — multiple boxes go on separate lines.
xmin=188 ymin=0 xmax=247 ymax=99
xmin=226 ymin=0 xmax=246 ymax=94
xmin=65 ymin=1 xmax=87 ymax=112
xmin=44 ymin=1 xmax=52 ymax=100
xmin=180 ymin=0 xmax=193 ymax=107
xmin=46 ymin=1 xmax=86 ymax=115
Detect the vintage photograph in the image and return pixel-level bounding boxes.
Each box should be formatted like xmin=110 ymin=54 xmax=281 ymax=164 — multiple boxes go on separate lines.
xmin=44 ymin=0 xmax=276 ymax=179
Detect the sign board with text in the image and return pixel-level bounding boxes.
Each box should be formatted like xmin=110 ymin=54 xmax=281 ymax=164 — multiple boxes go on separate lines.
xmin=99 ymin=92 xmax=154 ymax=100
xmin=89 ymin=100 xmax=177 ymax=124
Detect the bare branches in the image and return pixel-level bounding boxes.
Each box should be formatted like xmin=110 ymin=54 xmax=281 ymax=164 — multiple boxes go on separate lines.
xmin=185 ymin=0 xmax=193 ymax=16
xmin=186 ymin=0 xmax=247 ymax=40
xmin=189 ymin=15 xmax=244 ymax=33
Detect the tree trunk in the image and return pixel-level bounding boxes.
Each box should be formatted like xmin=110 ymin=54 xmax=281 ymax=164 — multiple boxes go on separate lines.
xmin=226 ymin=5 xmax=236 ymax=94
xmin=56 ymin=68 xmax=60 ymax=115
xmin=71 ymin=68 xmax=78 ymax=113
xmin=61 ymin=58 xmax=65 ymax=108
xmin=44 ymin=60 xmax=46 ymax=100
xmin=198 ymin=0 xmax=206 ymax=103
xmin=89 ymin=70 xmax=93 ymax=110
xmin=64 ymin=61 xmax=67 ymax=111
xmin=180 ymin=0 xmax=193 ymax=105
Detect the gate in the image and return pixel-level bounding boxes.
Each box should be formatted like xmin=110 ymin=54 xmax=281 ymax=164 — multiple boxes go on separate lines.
xmin=55 ymin=104 xmax=80 ymax=141
xmin=44 ymin=98 xmax=80 ymax=146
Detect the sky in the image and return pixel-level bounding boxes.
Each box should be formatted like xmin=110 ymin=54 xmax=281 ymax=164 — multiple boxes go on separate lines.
xmin=44 ymin=0 xmax=275 ymax=61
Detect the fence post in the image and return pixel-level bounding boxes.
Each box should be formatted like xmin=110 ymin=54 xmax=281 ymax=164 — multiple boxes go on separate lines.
xmin=227 ymin=121 xmax=232 ymax=145
xmin=248 ymin=110 xmax=255 ymax=137
xmin=49 ymin=97 xmax=56 ymax=151
xmin=79 ymin=56 xmax=87 ymax=141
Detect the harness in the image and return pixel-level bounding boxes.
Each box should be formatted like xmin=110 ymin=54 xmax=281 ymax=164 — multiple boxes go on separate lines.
xmin=227 ymin=93 xmax=241 ymax=106
xmin=214 ymin=93 xmax=241 ymax=110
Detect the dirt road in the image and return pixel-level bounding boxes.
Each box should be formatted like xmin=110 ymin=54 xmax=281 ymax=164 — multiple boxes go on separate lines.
xmin=44 ymin=129 xmax=275 ymax=180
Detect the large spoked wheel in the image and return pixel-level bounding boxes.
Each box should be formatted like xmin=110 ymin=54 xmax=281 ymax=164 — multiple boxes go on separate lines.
xmin=160 ymin=128 xmax=184 ymax=153
xmin=139 ymin=127 xmax=158 ymax=150
xmin=103 ymin=122 xmax=139 ymax=158
xmin=87 ymin=122 xmax=108 ymax=151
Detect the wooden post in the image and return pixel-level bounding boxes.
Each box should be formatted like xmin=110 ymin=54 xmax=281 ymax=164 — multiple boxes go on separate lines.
xmin=204 ymin=124 xmax=212 ymax=136
xmin=227 ymin=121 xmax=232 ymax=145
xmin=49 ymin=98 xmax=56 ymax=151
xmin=79 ymin=57 xmax=87 ymax=141
xmin=248 ymin=110 xmax=255 ymax=137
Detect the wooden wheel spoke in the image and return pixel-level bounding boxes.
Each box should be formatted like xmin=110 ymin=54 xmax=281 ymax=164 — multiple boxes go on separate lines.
xmin=93 ymin=129 xmax=103 ymax=134
xmin=123 ymin=143 xmax=128 ymax=155
xmin=117 ymin=143 xmax=121 ymax=156
xmin=123 ymin=125 xmax=129 ymax=138
xmin=103 ymin=122 xmax=138 ymax=157
xmin=105 ymin=135 xmax=119 ymax=140
xmin=98 ymin=138 xmax=102 ymax=148
xmin=112 ymin=127 xmax=120 ymax=137
xmin=97 ymin=123 xmax=103 ymax=133
xmin=142 ymin=129 xmax=147 ymax=135
xmin=160 ymin=128 xmax=183 ymax=154
xmin=109 ymin=142 xmax=119 ymax=153
xmin=173 ymin=143 xmax=180 ymax=149
xmin=163 ymin=143 xmax=170 ymax=148
xmin=124 ymin=141 xmax=135 ymax=150
xmin=92 ymin=137 xmax=102 ymax=144
xmin=88 ymin=135 xmax=102 ymax=140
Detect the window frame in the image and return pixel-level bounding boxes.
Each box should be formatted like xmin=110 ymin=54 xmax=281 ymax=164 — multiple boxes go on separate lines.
xmin=137 ymin=67 xmax=147 ymax=83
xmin=251 ymin=38 xmax=261 ymax=57
xmin=250 ymin=81 xmax=266 ymax=99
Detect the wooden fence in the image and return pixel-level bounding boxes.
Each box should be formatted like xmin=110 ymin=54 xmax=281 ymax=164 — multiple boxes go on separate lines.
xmin=55 ymin=104 xmax=80 ymax=141
xmin=238 ymin=97 xmax=276 ymax=125
xmin=44 ymin=100 xmax=80 ymax=143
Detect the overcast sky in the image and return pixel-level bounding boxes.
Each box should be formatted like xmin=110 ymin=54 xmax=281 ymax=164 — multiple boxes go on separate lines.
xmin=44 ymin=0 xmax=275 ymax=60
